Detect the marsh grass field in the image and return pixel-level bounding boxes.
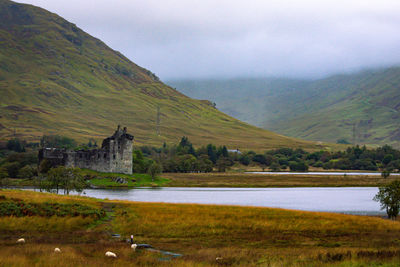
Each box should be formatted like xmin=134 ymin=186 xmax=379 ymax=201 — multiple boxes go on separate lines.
xmin=162 ymin=172 xmax=399 ymax=187
xmin=0 ymin=189 xmax=400 ymax=266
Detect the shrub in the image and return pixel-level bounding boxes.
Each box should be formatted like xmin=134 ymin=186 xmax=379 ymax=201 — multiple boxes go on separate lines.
xmin=289 ymin=161 xmax=309 ymax=172
xmin=2 ymin=161 xmax=21 ymax=178
xmin=322 ymin=162 xmax=332 ymax=170
xmin=18 ymin=165 xmax=37 ymax=179
xmin=270 ymin=162 xmax=281 ymax=172
xmin=0 ymin=198 xmax=105 ymax=219
xmin=314 ymin=161 xmax=323 ymax=168
xmin=239 ymin=155 xmax=250 ymax=166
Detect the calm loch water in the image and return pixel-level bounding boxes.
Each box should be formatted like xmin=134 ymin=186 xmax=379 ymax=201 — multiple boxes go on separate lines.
xmin=70 ymin=187 xmax=383 ymax=215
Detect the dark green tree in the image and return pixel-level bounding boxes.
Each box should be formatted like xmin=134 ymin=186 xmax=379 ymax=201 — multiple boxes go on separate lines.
xmin=38 ymin=159 xmax=52 ymax=174
xmin=216 ymin=157 xmax=230 ymax=172
xmin=6 ymin=138 xmax=25 ymax=152
xmin=291 ymin=161 xmax=309 ymax=172
xmin=383 ymin=154 xmax=394 ymax=165
xmin=239 ymin=155 xmax=250 ymax=166
xmin=0 ymin=167 xmax=8 ymax=186
xmin=381 ymin=169 xmax=391 ymax=179
xmin=43 ymin=166 xmax=85 ymax=195
xmin=195 ymin=156 xmax=213 ymax=173
xmin=374 ymin=180 xmax=400 ymax=220
xmin=148 ymin=162 xmax=162 ymax=182
xmin=207 ymin=144 xmax=217 ymax=164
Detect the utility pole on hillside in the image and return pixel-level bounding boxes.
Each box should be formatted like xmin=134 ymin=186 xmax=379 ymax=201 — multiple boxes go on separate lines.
xmin=156 ymin=105 xmax=160 ymax=136
xmin=352 ymin=123 xmax=356 ymax=146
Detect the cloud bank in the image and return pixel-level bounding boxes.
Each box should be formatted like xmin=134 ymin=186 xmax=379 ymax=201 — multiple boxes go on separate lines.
xmin=16 ymin=0 xmax=400 ymax=79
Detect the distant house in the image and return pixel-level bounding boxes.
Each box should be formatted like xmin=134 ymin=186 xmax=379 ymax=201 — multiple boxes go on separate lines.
xmin=228 ymin=149 xmax=242 ymax=154
xmin=39 ymin=126 xmax=134 ymax=174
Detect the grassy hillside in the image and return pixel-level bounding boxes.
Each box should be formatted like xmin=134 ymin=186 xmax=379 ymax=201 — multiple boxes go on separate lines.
xmin=1 ymin=189 xmax=400 ymax=266
xmin=0 ymin=0 xmax=332 ymax=151
xmin=169 ymin=67 xmax=400 ymax=148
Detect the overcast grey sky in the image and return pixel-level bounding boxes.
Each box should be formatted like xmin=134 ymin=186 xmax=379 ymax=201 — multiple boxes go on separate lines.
xmin=16 ymin=0 xmax=400 ymax=80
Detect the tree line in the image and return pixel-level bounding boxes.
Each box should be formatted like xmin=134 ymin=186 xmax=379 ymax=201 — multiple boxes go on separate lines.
xmin=1 ymin=136 xmax=400 ymax=182
xmin=132 ymin=137 xmax=400 ymax=174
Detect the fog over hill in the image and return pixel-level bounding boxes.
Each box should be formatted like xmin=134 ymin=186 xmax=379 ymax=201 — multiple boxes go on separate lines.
xmin=168 ymin=67 xmax=400 ymax=148
xmin=14 ymin=0 xmax=400 ymax=80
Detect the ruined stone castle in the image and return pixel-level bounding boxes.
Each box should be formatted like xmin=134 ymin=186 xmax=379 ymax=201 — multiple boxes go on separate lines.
xmin=39 ymin=126 xmax=133 ymax=174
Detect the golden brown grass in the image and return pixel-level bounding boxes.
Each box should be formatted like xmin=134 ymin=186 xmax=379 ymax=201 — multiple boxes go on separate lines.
xmin=0 ymin=190 xmax=400 ymax=266
xmin=162 ymin=172 xmax=398 ymax=187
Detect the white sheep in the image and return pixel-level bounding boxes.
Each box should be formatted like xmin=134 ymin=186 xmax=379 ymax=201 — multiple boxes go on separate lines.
xmin=131 ymin=244 xmax=137 ymax=251
xmin=105 ymin=251 xmax=117 ymax=258
xmin=16 ymin=238 xmax=25 ymax=244
xmin=54 ymin=248 xmax=61 ymax=253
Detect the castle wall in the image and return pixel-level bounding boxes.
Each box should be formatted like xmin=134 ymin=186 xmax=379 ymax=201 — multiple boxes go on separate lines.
xmin=39 ymin=148 xmax=68 ymax=166
xmin=66 ymin=149 xmax=113 ymax=173
xmin=39 ymin=126 xmax=133 ymax=175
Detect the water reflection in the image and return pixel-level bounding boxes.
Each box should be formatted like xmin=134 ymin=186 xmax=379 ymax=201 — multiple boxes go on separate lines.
xmin=66 ymin=187 xmax=383 ymax=215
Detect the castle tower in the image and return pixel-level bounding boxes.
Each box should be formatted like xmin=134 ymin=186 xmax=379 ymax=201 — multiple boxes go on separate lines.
xmin=101 ymin=125 xmax=134 ymax=174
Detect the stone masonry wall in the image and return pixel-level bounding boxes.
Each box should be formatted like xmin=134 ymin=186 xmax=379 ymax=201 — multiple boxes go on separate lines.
xmin=39 ymin=126 xmax=133 ymax=175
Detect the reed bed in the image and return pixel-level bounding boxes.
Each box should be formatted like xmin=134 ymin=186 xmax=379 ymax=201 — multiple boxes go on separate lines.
xmin=162 ymin=172 xmax=397 ymax=187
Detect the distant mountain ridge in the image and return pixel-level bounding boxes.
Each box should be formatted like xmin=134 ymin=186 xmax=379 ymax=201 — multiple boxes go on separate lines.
xmin=0 ymin=0 xmax=329 ymax=151
xmin=168 ymin=67 xmax=400 ymax=148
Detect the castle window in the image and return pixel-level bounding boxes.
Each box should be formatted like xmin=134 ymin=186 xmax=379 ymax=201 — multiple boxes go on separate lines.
xmin=104 ymin=153 xmax=106 ymax=159
xmin=98 ymin=154 xmax=100 ymax=159
xmin=113 ymin=154 xmax=116 ymax=159
xmin=80 ymin=154 xmax=82 ymax=159
xmin=118 ymin=145 xmax=121 ymax=149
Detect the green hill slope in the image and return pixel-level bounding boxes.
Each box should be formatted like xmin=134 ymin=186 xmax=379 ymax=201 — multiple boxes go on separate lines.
xmin=0 ymin=0 xmax=328 ymax=151
xmin=169 ymin=68 xmax=400 ymax=148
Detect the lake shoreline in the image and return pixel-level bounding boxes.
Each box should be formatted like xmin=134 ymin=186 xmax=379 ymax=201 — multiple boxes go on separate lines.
xmin=4 ymin=170 xmax=400 ymax=189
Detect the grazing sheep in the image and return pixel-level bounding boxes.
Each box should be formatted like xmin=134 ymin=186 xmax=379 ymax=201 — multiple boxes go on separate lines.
xmin=131 ymin=244 xmax=137 ymax=251
xmin=216 ymin=257 xmax=223 ymax=261
xmin=105 ymin=251 xmax=117 ymax=258
xmin=16 ymin=238 xmax=25 ymax=244
xmin=54 ymin=248 xmax=61 ymax=253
